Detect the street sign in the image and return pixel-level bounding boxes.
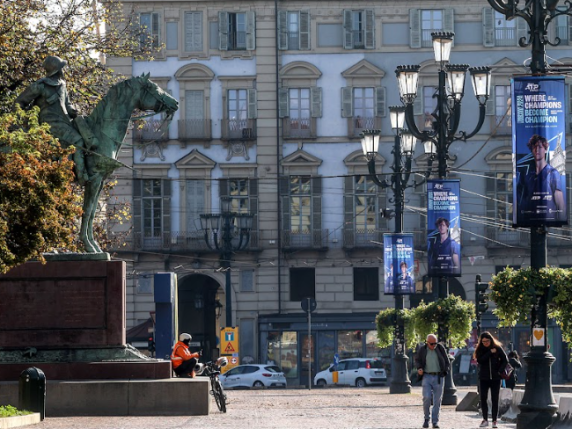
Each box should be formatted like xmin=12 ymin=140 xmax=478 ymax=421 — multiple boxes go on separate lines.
xmin=301 ymin=298 xmax=317 ymax=313
xmin=220 ymin=327 xmax=239 ymax=373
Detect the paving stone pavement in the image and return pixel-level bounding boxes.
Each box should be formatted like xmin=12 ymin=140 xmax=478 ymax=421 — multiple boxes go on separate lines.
xmin=29 ymin=386 xmax=520 ymax=429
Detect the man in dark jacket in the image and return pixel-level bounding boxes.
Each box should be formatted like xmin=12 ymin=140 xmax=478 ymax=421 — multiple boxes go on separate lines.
xmin=415 ymin=334 xmax=451 ymax=429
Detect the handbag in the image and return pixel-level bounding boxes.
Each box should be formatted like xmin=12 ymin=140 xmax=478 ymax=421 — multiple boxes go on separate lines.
xmin=500 ymin=362 xmax=514 ymax=380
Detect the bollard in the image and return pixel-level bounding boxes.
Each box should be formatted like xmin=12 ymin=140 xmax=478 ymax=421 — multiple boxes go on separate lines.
xmin=19 ymin=367 xmax=46 ymax=420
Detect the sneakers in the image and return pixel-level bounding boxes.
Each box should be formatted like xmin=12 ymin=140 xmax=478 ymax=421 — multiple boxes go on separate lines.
xmin=480 ymin=420 xmax=489 ymax=427
xmin=492 ymin=422 xmax=498 ymax=428
xmin=433 ymin=424 xmax=440 ymax=428
xmin=423 ymin=420 xmax=429 ymax=428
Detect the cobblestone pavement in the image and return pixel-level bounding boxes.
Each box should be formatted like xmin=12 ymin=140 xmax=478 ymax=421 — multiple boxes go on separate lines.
xmin=30 ymin=386 xmax=521 ymax=429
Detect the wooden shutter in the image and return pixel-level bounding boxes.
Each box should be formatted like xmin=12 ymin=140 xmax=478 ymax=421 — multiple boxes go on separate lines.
xmin=219 ymin=178 xmax=229 ymax=199
xmin=186 ymin=179 xmax=205 ymax=232
xmin=516 ymin=17 xmax=528 ymax=46
xmin=280 ymin=177 xmax=291 ymax=232
xmin=410 ymin=9 xmax=421 ymax=49
xmin=413 ymin=88 xmax=423 ymax=115
xmin=249 ymin=178 xmax=258 ymax=234
xmin=443 ymin=9 xmax=454 ymax=33
xmin=482 ymin=8 xmax=495 ymax=47
xmin=279 ymin=87 xmax=289 ymax=118
xmin=218 ymin=12 xmax=228 ymax=51
xmin=162 ymin=179 xmax=171 ymax=239
xmin=312 ymin=177 xmax=322 ymax=240
xmin=486 ymin=85 xmax=495 ymax=116
xmin=568 ymin=15 xmax=572 ymax=46
xmin=185 ymin=90 xmax=204 ymax=120
xmin=344 ymin=176 xmax=355 ymax=247
xmin=375 ymin=87 xmax=386 ymax=117
xmin=133 ymin=178 xmax=142 ymax=236
xmin=246 ymin=11 xmax=256 ymax=50
xmin=185 ymin=12 xmax=202 ymax=52
xmin=343 ymin=9 xmax=353 ymax=49
xmin=247 ymin=89 xmax=257 ymax=119
xmin=364 ymin=9 xmax=375 ymax=49
xmin=299 ymin=11 xmax=310 ymax=50
xmin=341 ymin=87 xmax=353 ymax=118
xmin=278 ymin=10 xmax=288 ymax=50
xmin=310 ymin=87 xmax=322 ymax=118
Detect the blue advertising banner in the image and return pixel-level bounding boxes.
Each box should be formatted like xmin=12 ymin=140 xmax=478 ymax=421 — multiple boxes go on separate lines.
xmin=383 ymin=233 xmax=415 ymax=295
xmin=427 ymin=180 xmax=462 ymax=277
xmin=512 ymin=76 xmax=567 ymax=227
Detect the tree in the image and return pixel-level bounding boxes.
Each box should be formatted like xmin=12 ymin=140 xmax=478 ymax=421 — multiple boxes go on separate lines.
xmin=0 ymin=0 xmax=150 ymax=271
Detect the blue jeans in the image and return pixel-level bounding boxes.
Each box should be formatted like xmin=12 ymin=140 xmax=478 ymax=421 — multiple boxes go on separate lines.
xmin=422 ymin=374 xmax=445 ymax=424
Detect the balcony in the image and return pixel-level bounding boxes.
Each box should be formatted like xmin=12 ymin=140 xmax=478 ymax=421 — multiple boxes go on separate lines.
xmin=348 ymin=116 xmax=381 ymax=138
xmin=178 ymin=119 xmax=212 ymax=141
xmin=494 ymin=27 xmax=516 ymax=47
xmin=133 ymin=119 xmax=170 ymax=142
xmin=221 ymin=119 xmax=257 ymax=140
xmin=281 ymin=229 xmax=328 ymax=251
xmin=283 ymin=117 xmax=316 ymax=139
xmin=342 ymin=229 xmax=383 ymax=249
xmin=131 ymin=230 xmax=260 ymax=252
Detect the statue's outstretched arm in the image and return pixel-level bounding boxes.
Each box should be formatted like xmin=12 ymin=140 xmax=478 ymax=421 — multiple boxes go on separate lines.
xmin=14 ymin=82 xmax=42 ymax=110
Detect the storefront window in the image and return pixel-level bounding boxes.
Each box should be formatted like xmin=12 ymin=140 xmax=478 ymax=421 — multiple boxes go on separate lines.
xmin=338 ymin=330 xmax=363 ymax=359
xmin=265 ymin=331 xmax=280 ymax=364
xmin=280 ymin=332 xmax=298 ymax=379
xmin=317 ymin=331 xmax=335 ymax=371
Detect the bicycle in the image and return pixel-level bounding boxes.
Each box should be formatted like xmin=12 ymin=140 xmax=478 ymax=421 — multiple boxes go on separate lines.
xmin=200 ymin=357 xmax=228 ymax=413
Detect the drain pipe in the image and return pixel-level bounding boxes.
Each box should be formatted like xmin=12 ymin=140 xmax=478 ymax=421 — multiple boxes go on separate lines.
xmin=274 ymin=0 xmax=282 ymax=315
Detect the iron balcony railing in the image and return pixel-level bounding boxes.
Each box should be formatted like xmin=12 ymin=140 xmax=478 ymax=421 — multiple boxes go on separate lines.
xmin=132 ymin=119 xmax=170 ymax=142
xmin=131 ymin=230 xmax=260 ymax=252
xmin=348 ymin=116 xmax=381 ymax=138
xmin=178 ymin=119 xmax=212 ymax=141
xmin=281 ymin=229 xmax=329 ymax=250
xmin=221 ymin=119 xmax=257 ymax=140
xmin=283 ymin=117 xmax=316 ymax=139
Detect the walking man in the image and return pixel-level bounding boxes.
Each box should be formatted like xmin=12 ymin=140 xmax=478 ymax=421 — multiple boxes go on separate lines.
xmin=415 ymin=334 xmax=451 ymax=428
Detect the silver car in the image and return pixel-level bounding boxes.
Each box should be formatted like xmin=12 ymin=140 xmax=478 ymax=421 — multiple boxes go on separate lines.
xmin=220 ymin=364 xmax=287 ymax=389
xmin=314 ymin=358 xmax=388 ymax=387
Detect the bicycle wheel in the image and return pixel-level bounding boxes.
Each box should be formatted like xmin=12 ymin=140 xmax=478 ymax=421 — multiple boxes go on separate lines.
xmin=212 ymin=378 xmax=227 ymax=413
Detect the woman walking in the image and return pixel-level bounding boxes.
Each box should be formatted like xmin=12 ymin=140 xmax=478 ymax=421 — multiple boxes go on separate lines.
xmin=505 ymin=350 xmax=522 ymax=390
xmin=474 ymin=331 xmax=508 ymax=428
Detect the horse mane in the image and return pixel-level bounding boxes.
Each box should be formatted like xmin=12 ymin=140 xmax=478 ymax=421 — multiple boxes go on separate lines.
xmin=88 ymin=77 xmax=140 ymax=125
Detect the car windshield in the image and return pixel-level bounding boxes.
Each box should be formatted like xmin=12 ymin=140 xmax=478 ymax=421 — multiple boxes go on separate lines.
xmin=264 ymin=365 xmax=282 ymax=373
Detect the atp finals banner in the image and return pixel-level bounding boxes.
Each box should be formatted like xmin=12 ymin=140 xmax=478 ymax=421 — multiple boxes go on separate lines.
xmin=383 ymin=233 xmax=415 ymax=295
xmin=512 ymin=76 xmax=567 ymax=227
xmin=427 ymin=180 xmax=461 ymax=277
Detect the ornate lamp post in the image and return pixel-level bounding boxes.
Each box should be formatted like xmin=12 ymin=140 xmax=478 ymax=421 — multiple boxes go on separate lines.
xmin=485 ymin=1 xmax=572 ymax=427
xmin=395 ymin=31 xmax=491 ymax=405
xmin=360 ymin=106 xmax=420 ymax=394
xmin=200 ymin=197 xmax=253 ymax=327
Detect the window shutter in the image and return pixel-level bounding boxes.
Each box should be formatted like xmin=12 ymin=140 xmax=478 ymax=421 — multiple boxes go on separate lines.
xmin=568 ymin=84 xmax=572 ymax=132
xmin=248 ymin=89 xmax=257 ymax=119
xmin=279 ymin=87 xmax=289 ymax=118
xmin=246 ymin=11 xmax=256 ymax=50
xmin=516 ymin=17 xmax=528 ymax=46
xmin=482 ymin=8 xmax=495 ymax=47
xmin=249 ymin=178 xmax=258 ymax=231
xmin=310 ymin=86 xmax=322 ymax=118
xmin=280 ymin=177 xmax=291 ymax=231
xmin=186 ymin=179 xmax=205 ymax=232
xmin=219 ymin=178 xmax=228 ymax=198
xmin=375 ymin=87 xmax=386 ymax=117
xmin=443 ymin=9 xmax=454 ymax=33
xmin=341 ymin=87 xmax=353 ymax=118
xmin=344 ymin=176 xmax=355 ymax=247
xmin=486 ymin=85 xmax=495 ymax=116
xmin=410 ymin=9 xmax=421 ymax=49
xmin=413 ymin=87 xmax=423 ymax=115
xmin=568 ymin=15 xmax=572 ymax=46
xmin=312 ymin=177 xmax=322 ymax=234
xmin=343 ymin=9 xmax=353 ymax=49
xmin=162 ymin=179 xmax=171 ymax=237
xmin=299 ymin=11 xmax=311 ymax=50
xmin=218 ymin=12 xmax=228 ymax=51
xmin=278 ymin=10 xmax=288 ymax=50
xmin=133 ymin=179 xmax=142 ymax=235
xmin=364 ymin=9 xmax=375 ymax=49
xmin=152 ymin=13 xmax=161 ymax=47
xmin=485 ymin=173 xmax=496 ymax=235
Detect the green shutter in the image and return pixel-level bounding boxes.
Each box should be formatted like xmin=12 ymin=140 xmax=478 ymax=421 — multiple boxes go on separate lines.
xmin=344 ymin=176 xmax=355 ymax=247
xmin=482 ymin=8 xmax=495 ymax=47
xmin=219 ymin=178 xmax=228 ymax=198
xmin=249 ymin=178 xmax=258 ymax=233
xmin=248 ymin=89 xmax=257 ymax=119
xmin=311 ymin=87 xmax=322 ymax=118
xmin=343 ymin=9 xmax=353 ymax=49
xmin=278 ymin=10 xmax=288 ymax=50
xmin=280 ymin=177 xmax=291 ymax=231
xmin=279 ymin=87 xmax=289 ymax=118
xmin=341 ymin=87 xmax=353 ymax=118
xmin=299 ymin=11 xmax=311 ymax=50
xmin=218 ymin=11 xmax=228 ymax=51
xmin=516 ymin=17 xmax=528 ymax=46
xmin=246 ymin=11 xmax=256 ymax=50
xmin=364 ymin=9 xmax=375 ymax=49
xmin=162 ymin=179 xmax=171 ymax=241
xmin=133 ymin=178 xmax=142 ymax=236
xmin=410 ymin=9 xmax=421 ymax=49
xmin=375 ymin=87 xmax=386 ymax=117
xmin=486 ymin=85 xmax=495 ymax=116
xmin=443 ymin=9 xmax=454 ymax=33
xmin=413 ymin=87 xmax=423 ymax=115
xmin=312 ymin=177 xmax=322 ymax=240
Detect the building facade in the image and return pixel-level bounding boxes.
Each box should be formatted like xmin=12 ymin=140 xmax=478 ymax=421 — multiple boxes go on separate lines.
xmin=107 ymin=0 xmax=572 ymax=384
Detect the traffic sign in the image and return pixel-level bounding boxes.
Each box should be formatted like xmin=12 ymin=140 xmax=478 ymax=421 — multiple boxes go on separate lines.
xmin=301 ymin=298 xmax=317 ymax=313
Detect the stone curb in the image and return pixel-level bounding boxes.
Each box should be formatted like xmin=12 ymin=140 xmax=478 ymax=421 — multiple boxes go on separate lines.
xmin=0 ymin=413 xmax=41 ymax=429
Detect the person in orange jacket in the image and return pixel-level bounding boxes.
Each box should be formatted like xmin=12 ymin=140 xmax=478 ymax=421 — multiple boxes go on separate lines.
xmin=171 ymin=333 xmax=201 ymax=378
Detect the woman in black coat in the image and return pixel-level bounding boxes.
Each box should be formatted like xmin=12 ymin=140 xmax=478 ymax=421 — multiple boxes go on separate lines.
xmin=505 ymin=350 xmax=522 ymax=390
xmin=473 ymin=331 xmax=508 ymax=428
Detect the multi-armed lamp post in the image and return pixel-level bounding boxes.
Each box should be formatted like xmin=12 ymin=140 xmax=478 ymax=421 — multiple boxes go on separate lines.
xmin=395 ymin=31 xmax=491 ymax=405
xmin=200 ymin=197 xmax=253 ymax=327
xmin=360 ymin=107 xmax=419 ymax=394
xmin=485 ymin=1 xmax=572 ymax=428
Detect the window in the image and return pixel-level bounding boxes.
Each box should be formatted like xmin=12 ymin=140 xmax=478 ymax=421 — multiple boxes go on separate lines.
xmin=278 ymin=73 xmax=322 ymax=139
xmin=183 ymin=90 xmax=205 ymax=139
xmin=353 ymin=267 xmax=379 ymax=301
xmin=278 ymin=11 xmax=310 ymax=50
xmin=240 ymin=270 xmax=254 ymax=292
xmin=341 ymin=86 xmax=386 ymax=136
xmin=143 ymin=179 xmax=164 ymax=237
xmin=353 ymin=176 xmax=377 ymax=233
xmin=220 ymin=176 xmax=259 ymax=238
xmin=218 ymin=11 xmax=255 ymax=51
xmin=229 ymin=88 xmax=247 ymax=130
xmin=140 ymin=12 xmax=160 ymax=49
xmin=184 ymin=11 xmax=203 ymax=52
xmin=338 ymin=330 xmax=363 ymax=359
xmin=422 ymin=86 xmax=438 ymax=130
xmin=227 ymin=178 xmax=250 ymax=213
xmin=410 ymin=9 xmax=453 ymax=49
xmin=166 ymin=22 xmax=178 ymax=50
xmin=493 ymin=85 xmax=512 ymax=134
xmin=290 ymin=267 xmax=315 ymax=301
xmin=494 ymin=11 xmax=516 ymax=47
xmin=133 ymin=177 xmax=171 ymax=249
xmin=185 ymin=179 xmax=205 ymax=232
xmin=289 ymin=176 xmax=312 ymax=233
xmin=223 ymin=88 xmax=257 ymax=139
xmin=343 ymin=9 xmax=375 ymax=49
xmin=483 ymin=9 xmax=527 ymax=47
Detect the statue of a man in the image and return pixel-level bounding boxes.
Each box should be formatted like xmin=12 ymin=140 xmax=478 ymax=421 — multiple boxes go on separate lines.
xmin=15 ymin=55 xmax=93 ymax=184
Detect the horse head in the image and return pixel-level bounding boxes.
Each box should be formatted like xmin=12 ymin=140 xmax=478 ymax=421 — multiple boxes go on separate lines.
xmin=136 ymin=73 xmax=179 ymax=116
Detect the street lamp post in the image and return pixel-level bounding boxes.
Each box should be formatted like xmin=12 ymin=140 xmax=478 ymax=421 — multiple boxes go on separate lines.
xmin=395 ymin=31 xmax=491 ymax=405
xmin=200 ymin=197 xmax=253 ymax=327
xmin=360 ymin=106 xmax=420 ymax=395
xmin=485 ymin=1 xmax=572 ymax=427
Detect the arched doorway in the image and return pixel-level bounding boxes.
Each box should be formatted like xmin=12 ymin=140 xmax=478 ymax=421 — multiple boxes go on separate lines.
xmin=178 ymin=274 xmax=222 ymax=362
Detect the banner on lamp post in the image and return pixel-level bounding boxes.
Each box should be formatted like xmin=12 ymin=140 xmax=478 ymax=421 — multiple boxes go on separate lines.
xmin=383 ymin=233 xmax=415 ymax=295
xmin=427 ymin=180 xmax=462 ymax=277
xmin=512 ymin=76 xmax=567 ymax=227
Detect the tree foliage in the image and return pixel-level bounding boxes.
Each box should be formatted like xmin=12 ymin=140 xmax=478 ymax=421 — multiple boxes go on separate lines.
xmin=0 ymin=0 xmax=147 ymax=271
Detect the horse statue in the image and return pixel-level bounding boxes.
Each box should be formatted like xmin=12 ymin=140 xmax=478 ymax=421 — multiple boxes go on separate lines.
xmin=74 ymin=74 xmax=178 ymax=253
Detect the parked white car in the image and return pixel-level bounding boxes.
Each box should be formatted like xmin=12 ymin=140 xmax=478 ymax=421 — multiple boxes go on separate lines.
xmin=220 ymin=364 xmax=287 ymax=389
xmin=314 ymin=358 xmax=388 ymax=387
